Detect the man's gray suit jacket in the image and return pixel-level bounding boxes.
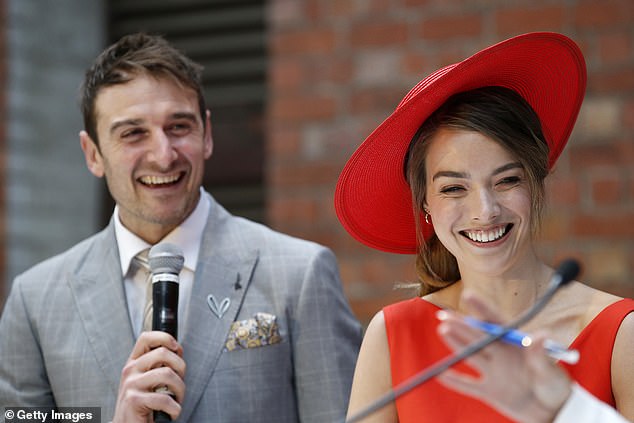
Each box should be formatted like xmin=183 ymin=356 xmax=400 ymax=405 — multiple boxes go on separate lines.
xmin=0 ymin=193 xmax=362 ymax=422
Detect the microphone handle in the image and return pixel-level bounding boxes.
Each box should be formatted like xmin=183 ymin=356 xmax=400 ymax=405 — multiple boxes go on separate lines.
xmin=152 ymin=278 xmax=179 ymax=423
xmin=152 ymin=280 xmax=179 ymax=338
xmin=155 ymin=411 xmax=172 ymax=423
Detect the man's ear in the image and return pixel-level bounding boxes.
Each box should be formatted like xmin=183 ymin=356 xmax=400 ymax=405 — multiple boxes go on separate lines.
xmin=79 ymin=131 xmax=105 ymax=178
xmin=203 ymin=110 xmax=213 ymax=159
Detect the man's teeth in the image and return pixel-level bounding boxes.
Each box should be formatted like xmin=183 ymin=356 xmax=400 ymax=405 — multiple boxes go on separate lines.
xmin=464 ymin=226 xmax=507 ymax=243
xmin=140 ymin=174 xmax=180 ymax=185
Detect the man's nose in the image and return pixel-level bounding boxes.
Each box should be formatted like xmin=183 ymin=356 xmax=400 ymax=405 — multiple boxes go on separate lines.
xmin=147 ymin=131 xmax=178 ymax=169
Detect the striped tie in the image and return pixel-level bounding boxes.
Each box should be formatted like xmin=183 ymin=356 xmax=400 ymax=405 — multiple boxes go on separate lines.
xmin=132 ymin=249 xmax=153 ymax=332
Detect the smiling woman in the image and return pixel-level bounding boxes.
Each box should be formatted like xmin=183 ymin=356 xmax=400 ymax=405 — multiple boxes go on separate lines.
xmin=337 ymin=32 xmax=634 ymax=423
xmin=407 ymin=87 xmax=546 ymax=293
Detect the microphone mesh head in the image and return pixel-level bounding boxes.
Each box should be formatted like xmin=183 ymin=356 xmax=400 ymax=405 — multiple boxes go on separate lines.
xmin=556 ymin=259 xmax=581 ymax=286
xmin=148 ymin=243 xmax=185 ymax=275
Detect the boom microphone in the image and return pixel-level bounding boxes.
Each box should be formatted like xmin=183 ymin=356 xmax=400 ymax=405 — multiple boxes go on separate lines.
xmin=148 ymin=243 xmax=184 ymax=423
xmin=548 ymin=259 xmax=579 ymax=291
xmin=345 ymin=258 xmax=581 ymax=423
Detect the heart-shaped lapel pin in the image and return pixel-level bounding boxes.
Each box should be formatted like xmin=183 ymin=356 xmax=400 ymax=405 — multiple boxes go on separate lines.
xmin=207 ymin=294 xmax=231 ymax=319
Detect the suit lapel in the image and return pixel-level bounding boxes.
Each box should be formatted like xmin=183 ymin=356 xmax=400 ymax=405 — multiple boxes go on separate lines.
xmin=178 ymin=196 xmax=258 ymax=422
xmin=70 ymin=226 xmax=135 ymax=395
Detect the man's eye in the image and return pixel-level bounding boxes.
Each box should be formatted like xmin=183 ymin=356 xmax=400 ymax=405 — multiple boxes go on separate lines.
xmin=169 ymin=123 xmax=192 ymax=134
xmin=121 ymin=128 xmax=145 ymax=138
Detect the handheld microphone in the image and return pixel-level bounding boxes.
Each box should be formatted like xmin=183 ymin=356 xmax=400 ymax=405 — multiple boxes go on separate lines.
xmin=148 ymin=243 xmax=184 ymax=423
xmin=149 ymin=243 xmax=184 ymax=338
xmin=345 ymin=258 xmax=581 ymax=423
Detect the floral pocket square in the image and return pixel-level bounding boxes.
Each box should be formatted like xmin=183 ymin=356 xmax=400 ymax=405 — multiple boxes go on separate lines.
xmin=225 ymin=312 xmax=282 ymax=351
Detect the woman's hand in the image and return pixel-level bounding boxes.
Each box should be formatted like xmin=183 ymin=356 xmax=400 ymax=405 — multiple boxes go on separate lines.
xmin=436 ymin=294 xmax=571 ymax=423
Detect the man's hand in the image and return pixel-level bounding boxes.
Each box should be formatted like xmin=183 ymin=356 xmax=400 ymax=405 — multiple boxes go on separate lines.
xmin=112 ymin=331 xmax=186 ymax=423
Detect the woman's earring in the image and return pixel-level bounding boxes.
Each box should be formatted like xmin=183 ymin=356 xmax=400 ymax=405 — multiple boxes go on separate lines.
xmin=425 ymin=211 xmax=431 ymax=225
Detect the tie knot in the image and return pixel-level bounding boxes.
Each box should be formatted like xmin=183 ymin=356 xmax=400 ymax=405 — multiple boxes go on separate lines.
xmin=133 ymin=248 xmax=150 ymax=271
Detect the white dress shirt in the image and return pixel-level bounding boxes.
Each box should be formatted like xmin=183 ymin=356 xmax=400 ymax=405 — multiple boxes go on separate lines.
xmin=114 ymin=188 xmax=210 ymax=339
xmin=554 ymin=383 xmax=629 ymax=423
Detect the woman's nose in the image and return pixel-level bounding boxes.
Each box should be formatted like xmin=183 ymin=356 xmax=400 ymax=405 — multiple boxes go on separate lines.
xmin=470 ymin=188 xmax=501 ymax=222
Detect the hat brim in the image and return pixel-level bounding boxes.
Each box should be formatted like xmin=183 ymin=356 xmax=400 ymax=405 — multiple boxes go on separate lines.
xmin=335 ymin=32 xmax=587 ymax=254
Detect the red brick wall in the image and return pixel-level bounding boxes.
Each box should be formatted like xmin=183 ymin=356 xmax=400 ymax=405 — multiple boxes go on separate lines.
xmin=266 ymin=0 xmax=634 ymax=325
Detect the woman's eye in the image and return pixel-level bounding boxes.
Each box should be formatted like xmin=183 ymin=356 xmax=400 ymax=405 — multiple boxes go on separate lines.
xmin=440 ymin=185 xmax=465 ymax=194
xmin=497 ymin=176 xmax=521 ymax=186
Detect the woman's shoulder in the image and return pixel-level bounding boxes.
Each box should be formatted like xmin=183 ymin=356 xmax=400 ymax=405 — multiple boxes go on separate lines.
xmin=529 ymin=283 xmax=626 ymax=346
xmin=364 ymin=299 xmax=425 ymax=344
xmin=569 ymin=283 xmax=628 ymax=328
xmin=384 ymin=297 xmax=440 ymax=321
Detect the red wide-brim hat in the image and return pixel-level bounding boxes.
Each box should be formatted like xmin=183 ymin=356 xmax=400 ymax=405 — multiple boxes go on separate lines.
xmin=335 ymin=32 xmax=587 ymax=254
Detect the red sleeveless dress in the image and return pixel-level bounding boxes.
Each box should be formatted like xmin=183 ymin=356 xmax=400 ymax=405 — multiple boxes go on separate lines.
xmin=383 ymin=297 xmax=634 ymax=422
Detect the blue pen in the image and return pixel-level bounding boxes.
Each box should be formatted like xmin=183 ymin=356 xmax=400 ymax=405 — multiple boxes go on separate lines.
xmin=463 ymin=316 xmax=579 ymax=364
xmin=437 ymin=311 xmax=579 ymax=364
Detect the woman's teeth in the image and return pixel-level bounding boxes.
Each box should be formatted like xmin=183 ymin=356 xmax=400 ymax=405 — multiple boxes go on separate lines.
xmin=463 ymin=225 xmax=508 ymax=243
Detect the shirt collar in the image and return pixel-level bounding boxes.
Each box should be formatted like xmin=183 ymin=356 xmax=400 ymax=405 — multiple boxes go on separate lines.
xmin=114 ymin=188 xmax=210 ymax=276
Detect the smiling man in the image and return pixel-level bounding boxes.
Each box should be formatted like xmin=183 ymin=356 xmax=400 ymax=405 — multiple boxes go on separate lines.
xmin=80 ymin=72 xmax=212 ymax=244
xmin=0 ymin=33 xmax=361 ymax=423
